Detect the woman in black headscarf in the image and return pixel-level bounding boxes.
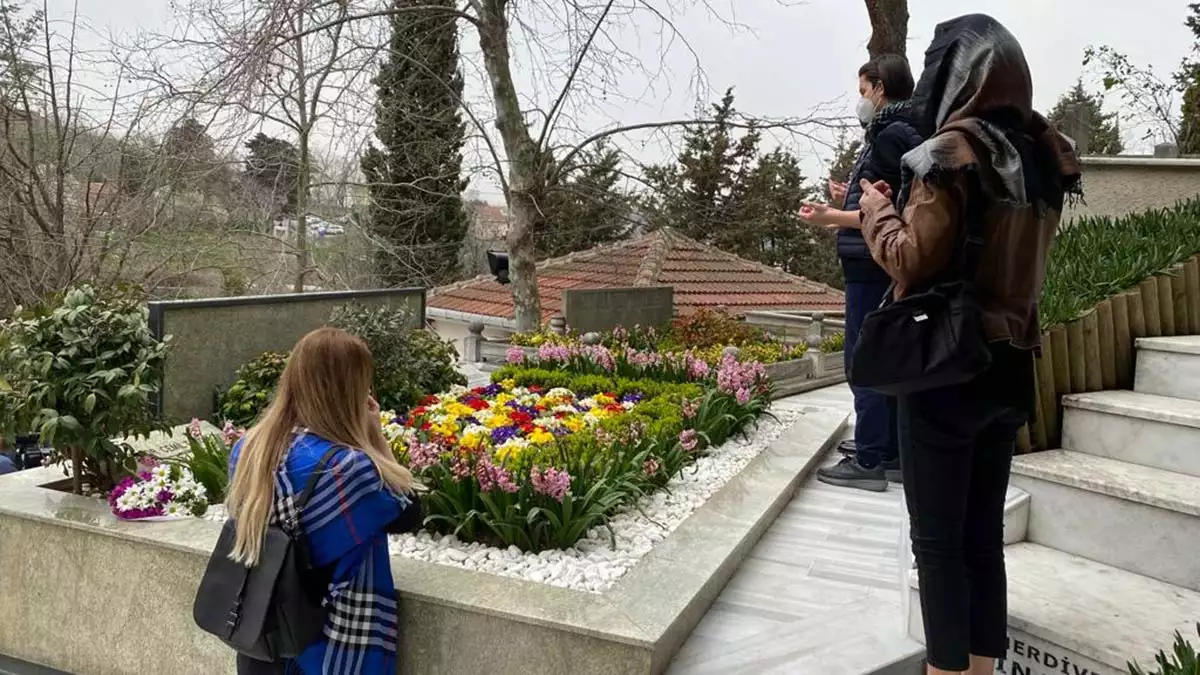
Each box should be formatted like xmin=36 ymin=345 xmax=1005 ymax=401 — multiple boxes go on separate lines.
xmin=855 ymin=15 xmax=1081 ymax=675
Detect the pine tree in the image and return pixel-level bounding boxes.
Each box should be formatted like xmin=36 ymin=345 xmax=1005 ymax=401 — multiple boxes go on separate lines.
xmin=244 ymin=133 xmax=301 ymax=215
xmin=642 ymin=89 xmax=843 ymax=288
xmin=361 ymin=0 xmax=468 ymax=288
xmin=535 ymin=139 xmax=632 ymax=258
xmin=825 ymin=131 xmax=863 ymax=201
xmin=1047 ymin=82 xmax=1123 ymax=155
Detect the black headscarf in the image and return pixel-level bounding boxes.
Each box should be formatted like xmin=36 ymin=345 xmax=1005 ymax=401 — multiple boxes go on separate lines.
xmin=899 ymin=14 xmax=1082 ymax=212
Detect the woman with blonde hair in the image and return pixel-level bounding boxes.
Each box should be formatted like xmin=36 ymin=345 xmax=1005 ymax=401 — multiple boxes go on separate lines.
xmin=226 ymin=326 xmax=422 ymax=675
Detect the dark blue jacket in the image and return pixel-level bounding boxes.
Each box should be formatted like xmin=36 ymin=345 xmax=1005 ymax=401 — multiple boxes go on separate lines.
xmin=838 ymin=103 xmax=924 ymax=283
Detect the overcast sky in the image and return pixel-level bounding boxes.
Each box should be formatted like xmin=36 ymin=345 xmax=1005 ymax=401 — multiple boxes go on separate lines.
xmin=43 ymin=0 xmax=1196 ymax=201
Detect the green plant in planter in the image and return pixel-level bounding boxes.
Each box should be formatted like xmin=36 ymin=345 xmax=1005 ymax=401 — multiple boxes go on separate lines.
xmin=330 ymin=303 xmax=465 ymax=412
xmin=820 ymin=332 xmax=845 ymax=354
xmin=1129 ymin=624 xmax=1200 ymax=675
xmin=216 ymin=351 xmax=289 ymax=427
xmin=0 ymin=285 xmax=171 ymax=494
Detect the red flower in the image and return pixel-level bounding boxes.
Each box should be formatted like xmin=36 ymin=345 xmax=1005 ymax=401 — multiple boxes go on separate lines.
xmin=520 ymin=423 xmax=536 ymax=434
xmin=529 ymin=385 xmax=543 ymax=393
xmin=467 ymin=398 xmax=490 ymax=411
xmin=509 ymin=410 xmax=533 ymax=425
xmin=420 ymin=395 xmax=439 ymax=406
xmin=421 ymin=422 xmax=433 ymax=431
xmin=554 ymin=411 xmax=568 ymax=419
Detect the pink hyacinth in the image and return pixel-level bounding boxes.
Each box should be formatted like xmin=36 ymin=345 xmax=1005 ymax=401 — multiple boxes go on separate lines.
xmin=643 ymin=458 xmax=661 ymax=477
xmin=536 ymin=343 xmax=573 ymax=363
xmin=736 ymin=388 xmax=752 ymax=405
xmin=474 ymin=456 xmax=520 ymax=494
xmin=581 ymin=345 xmax=616 ymax=372
xmin=408 ymin=442 xmax=442 ymax=471
xmin=188 ymin=418 xmax=203 ymax=440
xmin=686 ymin=355 xmax=711 ymax=380
xmin=681 ymin=398 xmax=699 ymax=419
xmin=450 ymin=457 xmax=472 ymax=482
xmin=506 ymin=346 xmax=526 ymax=364
xmin=716 ymin=353 xmax=767 ymax=397
xmin=679 ymin=429 xmax=699 ymax=452
xmin=221 ymin=421 xmax=243 ymax=446
xmin=530 ymin=466 xmax=571 ymax=502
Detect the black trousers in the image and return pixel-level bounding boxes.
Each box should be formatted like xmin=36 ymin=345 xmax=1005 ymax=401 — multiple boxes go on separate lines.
xmin=899 ymin=378 xmax=1026 ymax=671
xmin=236 ymin=654 xmax=288 ymax=675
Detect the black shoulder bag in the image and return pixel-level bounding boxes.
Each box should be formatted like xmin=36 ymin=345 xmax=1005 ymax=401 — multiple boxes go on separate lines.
xmin=848 ymin=186 xmax=993 ymax=396
xmin=193 ymin=446 xmax=339 ymax=663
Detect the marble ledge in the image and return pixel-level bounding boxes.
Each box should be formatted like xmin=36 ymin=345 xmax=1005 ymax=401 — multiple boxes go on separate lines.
xmin=1135 ymin=335 xmax=1200 ymax=355
xmin=1062 ymin=390 xmax=1200 ymax=429
xmin=0 ymin=392 xmax=853 ymax=660
xmin=1012 ymin=449 xmax=1200 ymax=517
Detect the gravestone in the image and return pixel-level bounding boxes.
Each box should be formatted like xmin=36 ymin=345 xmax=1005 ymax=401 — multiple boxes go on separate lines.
xmin=994 ymin=629 xmax=1120 ymax=675
xmin=562 ymin=286 xmax=674 ymax=334
xmin=120 ymin=421 xmax=223 ymax=460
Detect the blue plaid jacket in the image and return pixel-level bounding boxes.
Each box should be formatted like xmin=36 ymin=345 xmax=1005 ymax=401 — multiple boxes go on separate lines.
xmin=231 ymin=432 xmax=411 ymax=674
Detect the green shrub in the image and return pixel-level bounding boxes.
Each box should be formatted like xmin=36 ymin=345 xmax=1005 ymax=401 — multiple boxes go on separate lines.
xmin=820 ymin=332 xmax=845 ymax=354
xmin=330 ymin=304 xmax=465 ymax=412
xmin=0 ymin=285 xmax=170 ymax=493
xmin=1129 ymin=624 xmax=1199 ymax=675
xmin=1041 ymin=199 xmax=1200 ymax=329
xmin=216 ymin=351 xmax=288 ymax=427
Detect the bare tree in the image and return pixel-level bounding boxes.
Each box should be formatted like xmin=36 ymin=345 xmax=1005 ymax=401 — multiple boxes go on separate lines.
xmin=264 ymin=0 xmax=833 ymax=330
xmin=864 ymin=0 xmax=907 ymax=59
xmin=0 ymin=0 xmax=214 ymax=312
xmin=122 ymin=0 xmax=387 ymax=291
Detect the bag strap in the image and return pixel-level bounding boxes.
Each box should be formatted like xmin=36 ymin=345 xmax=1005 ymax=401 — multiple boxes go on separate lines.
xmin=294 ymin=444 xmax=342 ymax=512
xmin=953 ymin=176 xmax=988 ymax=282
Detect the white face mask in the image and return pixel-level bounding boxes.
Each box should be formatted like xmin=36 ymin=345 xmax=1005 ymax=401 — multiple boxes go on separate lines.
xmin=856 ymin=96 xmax=877 ymax=126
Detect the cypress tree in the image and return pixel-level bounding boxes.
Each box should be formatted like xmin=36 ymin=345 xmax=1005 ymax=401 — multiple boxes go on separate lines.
xmin=361 ymin=0 xmax=468 ymax=287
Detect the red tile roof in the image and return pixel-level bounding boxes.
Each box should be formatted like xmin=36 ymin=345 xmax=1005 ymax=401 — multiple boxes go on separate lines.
xmin=429 ymin=228 xmax=844 ymax=322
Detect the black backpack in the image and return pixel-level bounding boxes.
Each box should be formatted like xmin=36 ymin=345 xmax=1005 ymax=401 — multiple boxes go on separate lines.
xmin=193 ymin=446 xmax=339 ymax=663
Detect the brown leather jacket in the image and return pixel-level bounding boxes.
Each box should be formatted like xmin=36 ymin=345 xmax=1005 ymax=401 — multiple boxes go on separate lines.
xmin=859 ymin=132 xmax=1058 ymax=351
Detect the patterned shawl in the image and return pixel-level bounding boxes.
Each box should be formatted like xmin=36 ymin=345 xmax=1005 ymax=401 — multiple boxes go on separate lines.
xmin=231 ymin=432 xmax=409 ymax=675
xmin=898 ymin=14 xmax=1082 ymax=212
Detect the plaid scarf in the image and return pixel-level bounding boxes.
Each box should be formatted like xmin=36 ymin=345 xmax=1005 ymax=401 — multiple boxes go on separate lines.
xmin=235 ymin=431 xmax=409 ymax=675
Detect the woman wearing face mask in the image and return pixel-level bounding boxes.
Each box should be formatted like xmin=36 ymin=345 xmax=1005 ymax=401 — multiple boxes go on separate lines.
xmin=856 ymin=15 xmax=1081 ymax=675
xmin=800 ymin=54 xmax=923 ymax=491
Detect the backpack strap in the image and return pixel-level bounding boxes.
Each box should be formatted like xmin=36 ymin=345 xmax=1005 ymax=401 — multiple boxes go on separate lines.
xmin=294 ymin=445 xmax=342 ymax=512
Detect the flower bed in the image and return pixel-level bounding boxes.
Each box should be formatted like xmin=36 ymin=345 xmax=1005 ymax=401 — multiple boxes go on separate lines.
xmin=387 ymin=406 xmax=802 ymax=593
xmin=378 ymin=349 xmax=770 ymax=552
xmin=508 ymin=308 xmax=808 ymax=366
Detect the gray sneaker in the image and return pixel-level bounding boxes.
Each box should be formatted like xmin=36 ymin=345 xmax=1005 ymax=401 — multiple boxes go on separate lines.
xmin=816 ymin=456 xmax=888 ymax=492
xmin=882 ymin=458 xmax=903 ymax=484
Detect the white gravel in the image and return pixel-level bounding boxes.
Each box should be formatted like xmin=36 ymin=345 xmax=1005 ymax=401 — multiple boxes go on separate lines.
xmin=204 ymin=408 xmax=805 ymax=594
xmin=388 ymin=407 xmax=804 ymax=593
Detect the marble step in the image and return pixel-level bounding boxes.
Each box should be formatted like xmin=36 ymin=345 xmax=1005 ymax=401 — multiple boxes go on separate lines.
xmin=1135 ymin=336 xmax=1200 ymax=403
xmin=1062 ymin=390 xmax=1200 ymax=478
xmin=1011 ymin=450 xmax=1200 ymax=590
xmin=905 ymin=544 xmax=1200 ymax=674
xmin=1005 ymin=543 xmax=1200 ymax=674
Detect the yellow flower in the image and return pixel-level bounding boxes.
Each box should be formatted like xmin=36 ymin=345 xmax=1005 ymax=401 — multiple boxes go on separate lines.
xmin=460 ymin=432 xmax=487 ymax=450
xmin=445 ymin=402 xmax=475 ymax=418
xmin=495 ymin=392 xmax=515 ymax=406
xmin=528 ymin=428 xmax=556 ymax=445
xmin=484 ymin=414 xmax=512 ymax=429
xmin=564 ymin=417 xmax=585 ymax=433
xmin=593 ymin=393 xmax=615 ymax=406
xmin=500 ymin=379 xmax=516 ymax=391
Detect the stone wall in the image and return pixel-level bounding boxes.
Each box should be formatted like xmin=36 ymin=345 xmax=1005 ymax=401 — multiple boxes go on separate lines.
xmin=150 ymin=288 xmax=425 ymax=423
xmin=562 ymin=287 xmax=674 ymax=334
xmin=1068 ymin=157 xmax=1200 ymax=221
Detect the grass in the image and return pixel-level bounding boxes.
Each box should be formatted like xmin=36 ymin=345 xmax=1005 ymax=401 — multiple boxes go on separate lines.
xmin=1040 ymin=199 xmax=1200 ymax=329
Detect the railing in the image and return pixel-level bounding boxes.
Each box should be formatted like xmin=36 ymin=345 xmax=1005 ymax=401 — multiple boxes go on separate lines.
xmin=1025 ymin=254 xmax=1200 ymax=451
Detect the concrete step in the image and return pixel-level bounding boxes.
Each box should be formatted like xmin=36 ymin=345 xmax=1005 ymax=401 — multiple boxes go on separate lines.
xmin=1062 ymin=390 xmax=1200 ymax=478
xmin=1135 ymin=336 xmax=1200 ymax=403
xmin=1011 ymin=450 xmax=1200 ymax=591
xmin=905 ymin=544 xmax=1200 ymax=675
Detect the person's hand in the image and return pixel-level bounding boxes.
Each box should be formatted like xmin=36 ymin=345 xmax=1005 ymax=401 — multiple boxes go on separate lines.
xmin=858 ymin=179 xmax=893 ymax=217
xmin=828 ymin=180 xmax=848 ymax=207
xmin=798 ymin=201 xmax=833 ymax=226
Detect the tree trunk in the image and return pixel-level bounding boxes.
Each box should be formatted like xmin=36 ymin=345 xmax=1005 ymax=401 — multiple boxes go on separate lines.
xmin=864 ymin=0 xmax=908 ymax=59
xmin=476 ymin=0 xmax=544 ymax=331
xmin=71 ymin=445 xmax=83 ymax=495
xmin=295 ymin=133 xmax=311 ymax=293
